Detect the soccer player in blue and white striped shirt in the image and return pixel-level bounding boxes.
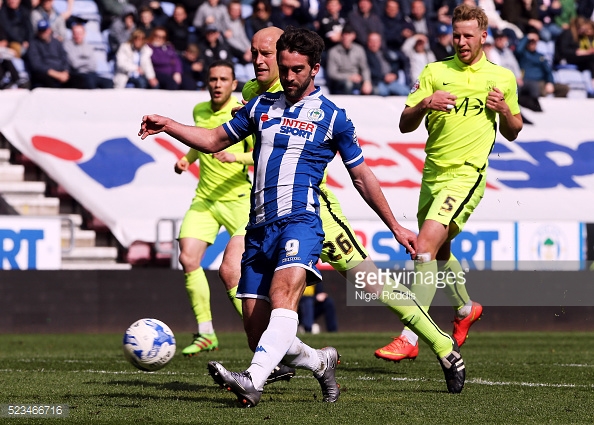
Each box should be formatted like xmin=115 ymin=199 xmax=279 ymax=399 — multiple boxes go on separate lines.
xmin=140 ymin=27 xmax=462 ymax=406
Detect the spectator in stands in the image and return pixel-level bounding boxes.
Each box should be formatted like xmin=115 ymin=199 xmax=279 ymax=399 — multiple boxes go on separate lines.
xmin=326 ymin=23 xmax=373 ymax=94
xmin=138 ymin=5 xmax=156 ymax=38
xmin=198 ymin=23 xmax=240 ymax=71
xmin=487 ymin=29 xmax=523 ymax=87
xmin=431 ymin=22 xmax=453 ymax=60
xmin=408 ymin=0 xmax=439 ymax=41
xmin=271 ymin=0 xmax=314 ymax=31
xmin=113 ymin=28 xmax=158 ymax=89
xmin=516 ymin=31 xmax=569 ymax=108
xmin=382 ymin=0 xmax=415 ymax=52
xmin=477 ymin=0 xmax=524 ymax=43
xmin=26 ymin=19 xmax=70 ymax=87
xmin=30 ymin=0 xmax=72 ymax=42
xmin=298 ymin=283 xmax=338 ymax=334
xmin=0 ymin=27 xmax=30 ymax=89
xmin=245 ymin=0 xmax=274 ymax=40
xmin=500 ymin=0 xmax=543 ymax=38
xmin=193 ymin=0 xmax=230 ymax=37
xmin=165 ymin=3 xmax=195 ymax=54
xmin=176 ymin=0 xmax=200 ymax=22
xmin=554 ymin=0 xmax=576 ymax=31
xmin=147 ymin=26 xmax=182 ymax=90
xmin=347 ymin=0 xmax=384 ymax=46
xmin=317 ymin=0 xmax=346 ymax=53
xmin=0 ymin=54 xmax=21 ymax=89
xmin=96 ymin=0 xmax=133 ymax=31
xmin=578 ymin=0 xmax=594 ymax=20
xmin=435 ymin=0 xmax=456 ymax=25
xmin=63 ymin=22 xmax=114 ymax=89
xmin=365 ymin=31 xmax=409 ymax=96
xmin=399 ymin=0 xmax=438 ymax=20
xmin=0 ymin=0 xmax=34 ymax=58
xmin=222 ymin=0 xmax=252 ymax=64
xmin=538 ymin=0 xmax=563 ymax=41
xmin=400 ymin=32 xmax=436 ymax=82
xmin=555 ymin=16 xmax=594 ymax=91
xmin=108 ymin=4 xmax=137 ymax=61
xmin=180 ymin=42 xmax=205 ymax=90
xmin=148 ymin=0 xmax=168 ymax=27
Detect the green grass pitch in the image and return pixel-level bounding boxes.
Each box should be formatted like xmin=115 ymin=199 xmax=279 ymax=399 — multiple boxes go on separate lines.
xmin=1 ymin=332 xmax=593 ymax=424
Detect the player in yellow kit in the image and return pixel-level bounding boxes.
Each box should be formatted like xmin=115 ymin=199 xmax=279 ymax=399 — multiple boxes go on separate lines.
xmin=216 ymin=26 xmax=467 ymax=393
xmin=375 ymin=4 xmax=523 ymax=362
xmin=176 ymin=60 xmax=252 ymax=356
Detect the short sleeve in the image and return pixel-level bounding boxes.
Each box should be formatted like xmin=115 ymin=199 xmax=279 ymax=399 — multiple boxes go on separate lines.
xmin=332 ymin=110 xmax=364 ymax=169
xmin=222 ymin=98 xmax=257 ymax=143
xmin=504 ymin=72 xmax=521 ymax=116
xmin=406 ymin=65 xmax=434 ymax=108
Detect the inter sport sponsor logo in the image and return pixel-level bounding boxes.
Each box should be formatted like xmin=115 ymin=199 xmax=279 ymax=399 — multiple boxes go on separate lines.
xmin=279 ymin=118 xmax=317 ymax=140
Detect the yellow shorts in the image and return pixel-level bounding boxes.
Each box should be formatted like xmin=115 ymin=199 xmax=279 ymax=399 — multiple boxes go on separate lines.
xmin=418 ymin=162 xmax=486 ymax=238
xmin=232 ymin=220 xmax=248 ymax=237
xmin=319 ymin=184 xmax=368 ymax=272
xmin=178 ymin=196 xmax=250 ymax=244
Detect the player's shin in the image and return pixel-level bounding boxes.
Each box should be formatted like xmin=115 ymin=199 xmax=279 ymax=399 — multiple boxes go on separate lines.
xmin=185 ymin=267 xmax=213 ymax=330
xmin=246 ymin=308 xmax=298 ymax=390
xmin=441 ymin=253 xmax=471 ymax=311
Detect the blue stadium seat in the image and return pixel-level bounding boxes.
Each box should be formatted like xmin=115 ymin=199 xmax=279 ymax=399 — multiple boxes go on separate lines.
xmin=553 ymin=64 xmax=589 ymax=99
xmin=94 ymin=47 xmax=114 ymax=79
xmin=54 ymin=0 xmax=101 ymax=23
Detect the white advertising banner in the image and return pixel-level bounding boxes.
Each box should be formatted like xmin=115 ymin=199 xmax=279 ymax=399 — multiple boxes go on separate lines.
xmin=1 ymin=91 xmax=592 ymax=252
xmin=317 ymin=220 xmax=583 ymax=271
xmin=0 ymin=216 xmax=61 ymax=269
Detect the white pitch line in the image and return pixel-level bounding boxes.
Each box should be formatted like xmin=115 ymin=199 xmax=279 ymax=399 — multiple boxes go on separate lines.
xmin=467 ymin=378 xmax=594 ymax=389
xmin=381 ymin=376 xmax=594 ymax=389
xmin=1 ymin=369 xmax=593 ymax=389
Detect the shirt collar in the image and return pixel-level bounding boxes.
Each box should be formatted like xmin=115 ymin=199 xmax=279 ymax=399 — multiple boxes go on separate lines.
xmin=454 ymin=51 xmax=487 ymax=71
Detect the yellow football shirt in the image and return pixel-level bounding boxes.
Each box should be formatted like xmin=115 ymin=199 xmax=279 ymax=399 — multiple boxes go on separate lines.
xmin=241 ymin=78 xmax=283 ymax=101
xmin=407 ymin=53 xmax=520 ymax=169
xmin=184 ymin=95 xmax=253 ymax=201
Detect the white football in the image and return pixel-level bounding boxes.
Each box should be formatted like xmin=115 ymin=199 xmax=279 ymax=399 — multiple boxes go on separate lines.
xmin=123 ymin=318 xmax=176 ymax=371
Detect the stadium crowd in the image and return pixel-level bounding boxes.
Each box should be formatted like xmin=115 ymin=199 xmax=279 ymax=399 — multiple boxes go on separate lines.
xmin=1 ymin=0 xmax=594 ymax=100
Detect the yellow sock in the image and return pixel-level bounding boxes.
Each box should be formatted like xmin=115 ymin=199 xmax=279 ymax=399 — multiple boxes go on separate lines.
xmin=441 ymin=253 xmax=470 ymax=310
xmin=185 ymin=268 xmax=211 ymax=324
xmin=379 ymin=267 xmax=453 ymax=358
xmin=226 ymin=286 xmax=243 ymax=317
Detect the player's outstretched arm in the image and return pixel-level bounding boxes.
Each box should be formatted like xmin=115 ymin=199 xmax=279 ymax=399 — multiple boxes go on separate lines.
xmin=139 ymin=114 xmax=233 ymax=153
xmin=347 ymin=162 xmax=417 ymax=256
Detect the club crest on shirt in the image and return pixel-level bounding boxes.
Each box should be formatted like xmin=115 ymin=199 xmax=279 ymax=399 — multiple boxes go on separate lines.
xmin=486 ymin=80 xmax=496 ymax=91
xmin=411 ymin=79 xmax=420 ymax=94
xmin=307 ymin=108 xmax=325 ymax=122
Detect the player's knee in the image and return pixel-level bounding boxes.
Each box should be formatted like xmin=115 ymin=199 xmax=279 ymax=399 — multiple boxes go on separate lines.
xmin=218 ymin=261 xmax=238 ymax=289
xmin=179 ymin=251 xmax=199 ymax=272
